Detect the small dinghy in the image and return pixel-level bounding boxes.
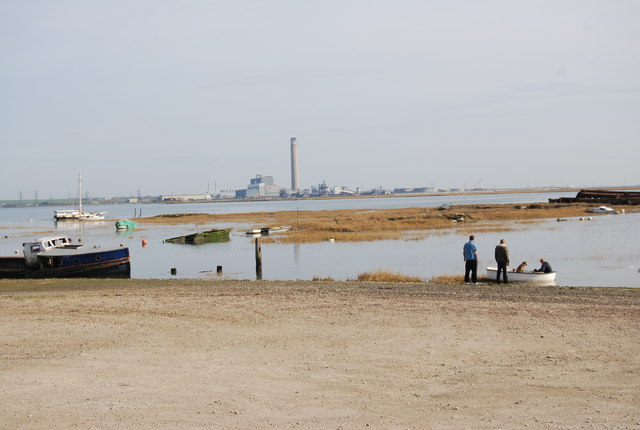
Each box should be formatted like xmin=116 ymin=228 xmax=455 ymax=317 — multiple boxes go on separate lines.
xmin=486 ymin=267 xmax=556 ymax=285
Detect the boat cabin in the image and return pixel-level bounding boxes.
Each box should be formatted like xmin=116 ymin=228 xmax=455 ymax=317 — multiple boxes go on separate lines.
xmin=22 ymin=236 xmax=83 ymax=267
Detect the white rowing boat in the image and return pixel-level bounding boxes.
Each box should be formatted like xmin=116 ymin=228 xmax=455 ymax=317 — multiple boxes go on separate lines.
xmin=486 ymin=267 xmax=556 ymax=285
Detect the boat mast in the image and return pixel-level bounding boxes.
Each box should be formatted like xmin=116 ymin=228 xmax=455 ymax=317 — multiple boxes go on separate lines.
xmin=78 ymin=172 xmax=83 ymax=213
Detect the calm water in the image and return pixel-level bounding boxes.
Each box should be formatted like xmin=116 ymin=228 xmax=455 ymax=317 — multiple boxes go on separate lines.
xmin=1 ymin=192 xmax=639 ymax=287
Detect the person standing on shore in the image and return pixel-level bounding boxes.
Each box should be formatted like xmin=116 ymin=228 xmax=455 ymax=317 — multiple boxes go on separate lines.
xmin=463 ymin=235 xmax=478 ymax=283
xmin=494 ymin=239 xmax=509 ymax=284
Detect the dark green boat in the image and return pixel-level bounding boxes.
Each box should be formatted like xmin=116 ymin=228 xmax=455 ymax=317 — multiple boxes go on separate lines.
xmin=164 ymin=228 xmax=231 ymax=244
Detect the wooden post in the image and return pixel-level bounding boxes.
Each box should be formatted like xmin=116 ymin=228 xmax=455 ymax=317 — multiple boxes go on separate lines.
xmin=255 ymin=237 xmax=262 ymax=280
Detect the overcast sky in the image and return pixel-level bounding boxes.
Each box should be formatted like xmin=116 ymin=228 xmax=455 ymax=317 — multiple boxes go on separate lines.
xmin=1 ymin=0 xmax=638 ymax=200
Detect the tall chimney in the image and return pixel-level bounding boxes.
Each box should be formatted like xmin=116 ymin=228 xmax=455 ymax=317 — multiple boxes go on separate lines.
xmin=290 ymin=137 xmax=299 ymax=192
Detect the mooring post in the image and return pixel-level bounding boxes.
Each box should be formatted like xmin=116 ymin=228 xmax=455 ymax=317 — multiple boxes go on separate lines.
xmin=255 ymin=237 xmax=262 ymax=280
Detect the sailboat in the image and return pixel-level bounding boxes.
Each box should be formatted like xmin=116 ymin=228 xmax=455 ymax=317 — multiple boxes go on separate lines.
xmin=54 ymin=173 xmax=107 ymax=221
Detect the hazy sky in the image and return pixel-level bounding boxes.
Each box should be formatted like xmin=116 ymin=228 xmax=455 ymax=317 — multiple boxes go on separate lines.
xmin=1 ymin=0 xmax=639 ymax=199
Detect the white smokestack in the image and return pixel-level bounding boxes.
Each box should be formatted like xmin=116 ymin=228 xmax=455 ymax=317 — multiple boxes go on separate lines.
xmin=290 ymin=137 xmax=299 ymax=192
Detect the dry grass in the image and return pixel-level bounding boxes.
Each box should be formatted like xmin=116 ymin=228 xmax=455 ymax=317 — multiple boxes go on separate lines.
xmin=352 ymin=270 xmax=424 ymax=283
xmin=139 ymin=203 xmax=640 ymax=244
xmin=311 ymin=275 xmax=335 ymax=281
xmin=429 ymin=275 xmax=465 ymax=284
xmin=430 ymin=274 xmax=493 ymax=284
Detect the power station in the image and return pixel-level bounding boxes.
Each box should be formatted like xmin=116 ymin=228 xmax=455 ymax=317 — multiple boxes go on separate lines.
xmin=290 ymin=137 xmax=300 ymax=193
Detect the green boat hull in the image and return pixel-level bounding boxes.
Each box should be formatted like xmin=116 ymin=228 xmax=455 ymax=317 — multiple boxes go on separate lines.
xmin=115 ymin=219 xmax=137 ymax=230
xmin=164 ymin=229 xmax=231 ymax=244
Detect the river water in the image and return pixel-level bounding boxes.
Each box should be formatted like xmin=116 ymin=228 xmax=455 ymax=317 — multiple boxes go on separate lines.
xmin=1 ymin=192 xmax=639 ymax=287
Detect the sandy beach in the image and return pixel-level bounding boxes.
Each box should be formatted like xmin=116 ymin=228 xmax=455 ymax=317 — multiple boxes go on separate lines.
xmin=1 ymin=279 xmax=638 ymax=429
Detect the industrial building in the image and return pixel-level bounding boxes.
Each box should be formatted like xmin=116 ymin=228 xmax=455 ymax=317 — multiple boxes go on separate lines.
xmin=160 ymin=194 xmax=212 ymax=202
xmin=237 ymin=175 xmax=282 ymax=198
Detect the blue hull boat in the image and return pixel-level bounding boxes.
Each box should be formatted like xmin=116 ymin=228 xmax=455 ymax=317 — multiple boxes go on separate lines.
xmin=0 ymin=236 xmax=131 ymax=279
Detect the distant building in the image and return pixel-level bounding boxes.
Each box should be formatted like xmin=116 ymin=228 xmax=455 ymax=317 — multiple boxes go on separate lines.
xmin=215 ymin=189 xmax=237 ymax=199
xmin=245 ymin=175 xmax=282 ymax=198
xmin=311 ymin=181 xmax=357 ymax=196
xmin=160 ymin=194 xmax=211 ymax=202
xmin=411 ymin=187 xmax=437 ymax=194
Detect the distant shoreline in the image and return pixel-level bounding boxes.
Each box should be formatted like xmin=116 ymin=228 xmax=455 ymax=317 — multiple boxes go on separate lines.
xmin=3 ymin=185 xmax=640 ymax=208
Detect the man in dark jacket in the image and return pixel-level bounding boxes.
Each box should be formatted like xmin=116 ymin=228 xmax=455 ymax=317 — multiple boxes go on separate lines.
xmin=534 ymin=258 xmax=553 ymax=273
xmin=494 ymin=239 xmax=509 ymax=284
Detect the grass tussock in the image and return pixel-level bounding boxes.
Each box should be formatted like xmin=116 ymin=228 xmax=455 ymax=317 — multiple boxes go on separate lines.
xmin=312 ymin=275 xmax=335 ymax=281
xmin=353 ymin=270 xmax=424 ymax=283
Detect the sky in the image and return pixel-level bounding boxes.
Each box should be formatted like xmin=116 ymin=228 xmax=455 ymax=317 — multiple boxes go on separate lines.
xmin=1 ymin=0 xmax=639 ymax=200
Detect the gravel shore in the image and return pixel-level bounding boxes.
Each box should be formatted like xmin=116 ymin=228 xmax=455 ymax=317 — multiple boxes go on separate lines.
xmin=1 ymin=279 xmax=639 ymax=429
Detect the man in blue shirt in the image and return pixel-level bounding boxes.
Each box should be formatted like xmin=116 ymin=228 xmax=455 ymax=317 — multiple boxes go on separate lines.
xmin=463 ymin=235 xmax=478 ymax=283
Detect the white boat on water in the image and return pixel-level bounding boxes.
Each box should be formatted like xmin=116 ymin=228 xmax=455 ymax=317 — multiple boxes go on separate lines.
xmin=486 ymin=267 xmax=556 ymax=285
xmin=55 ymin=209 xmax=106 ymax=220
xmin=54 ymin=173 xmax=107 ymax=221
xmin=245 ymin=226 xmax=291 ymax=235
xmin=586 ymin=206 xmax=616 ymax=214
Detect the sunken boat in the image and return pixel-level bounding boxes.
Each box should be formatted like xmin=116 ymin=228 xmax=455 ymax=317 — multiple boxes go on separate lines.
xmin=164 ymin=228 xmax=231 ymax=244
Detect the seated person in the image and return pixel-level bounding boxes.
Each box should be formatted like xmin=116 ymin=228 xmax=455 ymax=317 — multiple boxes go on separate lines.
xmin=534 ymin=258 xmax=553 ymax=273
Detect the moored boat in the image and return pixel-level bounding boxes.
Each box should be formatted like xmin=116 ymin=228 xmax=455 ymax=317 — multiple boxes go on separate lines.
xmin=265 ymin=226 xmax=291 ymax=233
xmin=164 ymin=228 xmax=231 ymax=244
xmin=586 ymin=205 xmax=616 ymax=214
xmin=55 ymin=209 xmax=106 ymax=220
xmin=0 ymin=236 xmax=130 ymax=278
xmin=245 ymin=226 xmax=291 ymax=235
xmin=116 ymin=219 xmax=137 ymax=230
xmin=486 ymin=267 xmax=556 ymax=285
xmin=54 ymin=173 xmax=107 ymax=221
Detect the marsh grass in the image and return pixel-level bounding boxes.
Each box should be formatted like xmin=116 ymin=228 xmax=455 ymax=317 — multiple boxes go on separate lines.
xmin=140 ymin=203 xmax=639 ymax=244
xmin=352 ymin=270 xmax=424 ymax=283
xmin=312 ymin=275 xmax=335 ymax=281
